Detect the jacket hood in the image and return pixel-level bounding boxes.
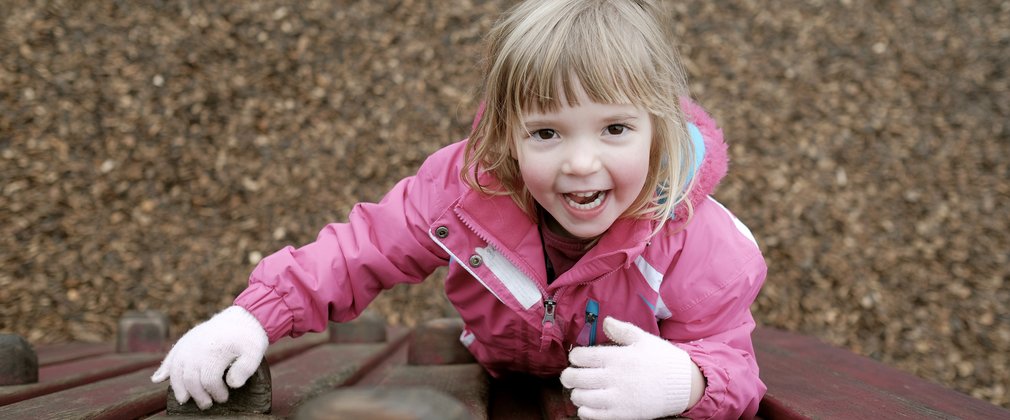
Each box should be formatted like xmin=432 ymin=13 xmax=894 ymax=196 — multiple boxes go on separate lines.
xmin=674 ymin=98 xmax=729 ymax=222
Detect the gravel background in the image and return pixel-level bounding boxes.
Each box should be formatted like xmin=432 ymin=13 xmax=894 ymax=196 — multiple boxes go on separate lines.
xmin=2 ymin=0 xmax=1008 ymax=409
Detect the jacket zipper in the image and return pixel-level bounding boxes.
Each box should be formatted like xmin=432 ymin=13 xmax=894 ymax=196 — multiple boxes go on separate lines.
xmin=542 ymin=297 xmax=556 ymax=325
xmin=453 ymin=211 xmax=559 ymax=355
xmin=539 ymin=296 xmax=557 ymax=352
xmin=452 ymin=209 xmax=628 ymax=355
xmin=585 ymin=299 xmax=599 ymax=346
xmin=537 ymin=269 xmax=618 ymax=352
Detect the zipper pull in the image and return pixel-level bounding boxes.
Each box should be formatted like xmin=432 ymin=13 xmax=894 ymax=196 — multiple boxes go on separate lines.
xmin=542 ymin=297 xmax=556 ymax=326
xmin=585 ymin=299 xmax=599 ymax=346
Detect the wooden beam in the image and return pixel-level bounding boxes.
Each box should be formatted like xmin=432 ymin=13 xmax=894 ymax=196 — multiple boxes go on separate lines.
xmin=0 ymin=352 xmax=160 ymax=406
xmin=754 ymin=327 xmax=1010 ymax=419
xmin=267 ymin=329 xmax=410 ymax=417
xmin=0 ymin=369 xmax=164 ymax=419
xmin=36 ymin=342 xmax=115 ymax=367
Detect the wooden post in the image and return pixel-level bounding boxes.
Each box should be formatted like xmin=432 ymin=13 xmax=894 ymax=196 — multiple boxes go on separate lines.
xmin=294 ymin=387 xmax=474 ymax=420
xmin=328 ymin=312 xmax=387 ymax=344
xmin=0 ymin=334 xmax=38 ymax=386
xmin=408 ymin=318 xmax=476 ymax=365
xmin=166 ymin=360 xmax=271 ymax=415
xmin=116 ymin=310 xmax=169 ymax=353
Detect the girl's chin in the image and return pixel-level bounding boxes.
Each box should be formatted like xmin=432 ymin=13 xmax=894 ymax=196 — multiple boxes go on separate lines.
xmin=552 ymin=217 xmax=613 ymax=240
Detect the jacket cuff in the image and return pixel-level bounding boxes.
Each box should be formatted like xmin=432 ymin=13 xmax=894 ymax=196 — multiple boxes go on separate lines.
xmin=676 ymin=342 xmax=729 ymax=419
xmin=234 ymin=283 xmax=296 ymax=343
xmin=661 ymin=345 xmax=696 ymax=416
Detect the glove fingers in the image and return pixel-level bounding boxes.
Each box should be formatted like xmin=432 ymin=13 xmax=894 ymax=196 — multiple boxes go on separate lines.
xmin=560 ymin=366 xmax=609 ymax=390
xmin=151 ymin=351 xmax=172 ymax=383
xmin=201 ymin=355 xmax=233 ymax=404
xmin=576 ymin=406 xmax=614 ymax=420
xmin=601 ymin=316 xmax=646 ymax=346
xmin=568 ymin=345 xmax=625 ymax=369
xmin=183 ymin=362 xmax=214 ymax=410
xmin=570 ymin=388 xmax=614 ymax=410
xmin=151 ymin=365 xmax=168 ymax=383
xmin=225 ymin=350 xmax=263 ymax=388
xmin=169 ymin=359 xmax=190 ymax=404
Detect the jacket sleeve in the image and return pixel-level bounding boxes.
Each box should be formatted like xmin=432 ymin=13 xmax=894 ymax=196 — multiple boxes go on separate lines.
xmin=233 ymin=145 xmax=462 ymax=342
xmin=656 ymin=203 xmax=768 ymax=419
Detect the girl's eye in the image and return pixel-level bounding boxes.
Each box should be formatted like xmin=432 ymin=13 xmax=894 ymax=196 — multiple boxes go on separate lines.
xmin=531 ymin=129 xmax=557 ymax=140
xmin=605 ymin=124 xmax=627 ymax=136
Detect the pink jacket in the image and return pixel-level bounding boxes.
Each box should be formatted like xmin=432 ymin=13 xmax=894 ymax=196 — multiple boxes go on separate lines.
xmin=235 ymin=101 xmax=767 ymax=419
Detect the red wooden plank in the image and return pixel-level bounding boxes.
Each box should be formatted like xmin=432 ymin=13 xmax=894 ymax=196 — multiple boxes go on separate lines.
xmin=325 ymin=327 xmax=409 ymax=388
xmin=0 ymin=369 xmax=164 ymax=419
xmin=754 ymin=327 xmax=1010 ymax=419
xmin=0 ymin=352 xmax=161 ymax=406
xmin=266 ymin=329 xmax=409 ymax=418
xmin=39 ymin=353 xmax=160 ymax=382
xmin=264 ymin=331 xmax=330 ymax=365
xmin=35 ymin=342 xmax=116 ymax=366
xmin=350 ymin=328 xmax=411 ymax=387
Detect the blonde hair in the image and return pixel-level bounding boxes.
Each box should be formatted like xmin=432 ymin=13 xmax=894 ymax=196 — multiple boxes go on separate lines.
xmin=462 ymin=0 xmax=696 ymax=233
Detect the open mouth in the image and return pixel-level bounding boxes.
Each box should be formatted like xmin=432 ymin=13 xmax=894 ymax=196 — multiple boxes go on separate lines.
xmin=564 ymin=191 xmax=607 ymax=210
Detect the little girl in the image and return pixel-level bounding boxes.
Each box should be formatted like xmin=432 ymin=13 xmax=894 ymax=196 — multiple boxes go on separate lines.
xmin=152 ymin=1 xmax=767 ymax=418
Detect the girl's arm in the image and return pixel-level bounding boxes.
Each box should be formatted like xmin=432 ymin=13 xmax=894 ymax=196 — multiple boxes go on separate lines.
xmin=660 ymin=252 xmax=767 ymax=419
xmin=234 ymin=144 xmax=465 ymax=342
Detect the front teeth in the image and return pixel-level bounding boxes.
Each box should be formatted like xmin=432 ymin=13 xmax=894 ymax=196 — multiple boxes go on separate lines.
xmin=565 ymin=191 xmax=606 ymax=210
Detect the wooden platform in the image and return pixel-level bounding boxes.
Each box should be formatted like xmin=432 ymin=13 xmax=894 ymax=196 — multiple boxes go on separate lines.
xmin=1 ymin=314 xmax=1007 ymax=419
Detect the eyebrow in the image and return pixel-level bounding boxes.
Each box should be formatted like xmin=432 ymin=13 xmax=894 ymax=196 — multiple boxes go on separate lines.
xmin=602 ymin=113 xmax=643 ymax=124
xmin=523 ymin=113 xmax=643 ymax=129
xmin=522 ymin=119 xmax=554 ymax=128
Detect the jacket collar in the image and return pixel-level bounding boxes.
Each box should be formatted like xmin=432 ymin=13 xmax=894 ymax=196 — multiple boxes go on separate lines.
xmin=453 ymin=176 xmax=652 ymax=288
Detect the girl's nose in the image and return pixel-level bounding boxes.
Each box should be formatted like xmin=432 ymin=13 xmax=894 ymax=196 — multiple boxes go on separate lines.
xmin=561 ymin=141 xmax=603 ymax=175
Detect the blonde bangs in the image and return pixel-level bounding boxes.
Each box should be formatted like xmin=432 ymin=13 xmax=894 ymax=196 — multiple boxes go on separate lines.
xmin=464 ymin=0 xmax=696 ymax=230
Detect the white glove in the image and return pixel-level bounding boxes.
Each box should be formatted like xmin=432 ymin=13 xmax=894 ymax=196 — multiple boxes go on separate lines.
xmin=151 ymin=306 xmax=269 ymax=410
xmin=560 ymin=317 xmax=700 ymax=420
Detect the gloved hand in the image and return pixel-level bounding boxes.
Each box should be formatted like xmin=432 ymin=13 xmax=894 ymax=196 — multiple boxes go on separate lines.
xmin=151 ymin=306 xmax=269 ymax=410
xmin=560 ymin=317 xmax=701 ymax=420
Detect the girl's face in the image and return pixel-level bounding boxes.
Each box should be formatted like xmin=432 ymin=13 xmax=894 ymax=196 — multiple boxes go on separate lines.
xmin=512 ymin=83 xmax=652 ymax=240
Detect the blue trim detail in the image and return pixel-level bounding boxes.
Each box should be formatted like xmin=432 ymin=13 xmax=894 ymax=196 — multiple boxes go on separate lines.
xmin=585 ymin=299 xmax=599 ymax=346
xmin=685 ymin=122 xmax=705 ymax=186
xmin=638 ymin=293 xmax=657 ymax=312
xmin=656 ymin=122 xmax=706 ymax=206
